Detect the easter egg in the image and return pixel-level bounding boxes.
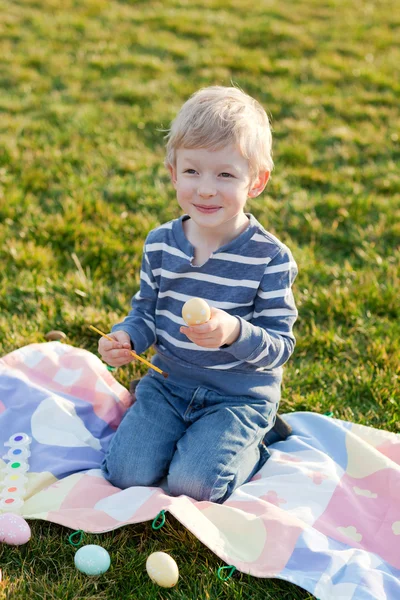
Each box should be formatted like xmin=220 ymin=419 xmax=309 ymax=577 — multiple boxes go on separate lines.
xmin=0 ymin=513 xmax=31 ymax=546
xmin=146 ymin=551 xmax=179 ymax=588
xmin=74 ymin=544 xmax=111 ymax=576
xmin=45 ymin=330 xmax=67 ymax=341
xmin=182 ymin=298 xmax=211 ymax=326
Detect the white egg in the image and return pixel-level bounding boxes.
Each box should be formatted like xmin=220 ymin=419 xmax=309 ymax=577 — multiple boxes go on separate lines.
xmin=146 ymin=551 xmax=179 ymax=588
xmin=182 ymin=298 xmax=211 ymax=326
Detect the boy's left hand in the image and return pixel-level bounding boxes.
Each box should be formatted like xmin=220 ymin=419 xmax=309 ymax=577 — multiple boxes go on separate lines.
xmin=180 ymin=307 xmax=240 ymax=348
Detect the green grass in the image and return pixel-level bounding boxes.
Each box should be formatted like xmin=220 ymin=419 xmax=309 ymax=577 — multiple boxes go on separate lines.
xmin=0 ymin=0 xmax=399 ymax=597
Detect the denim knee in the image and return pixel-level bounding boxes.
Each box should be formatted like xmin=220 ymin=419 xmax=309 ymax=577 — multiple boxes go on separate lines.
xmin=101 ymin=455 xmax=157 ymax=490
xmin=167 ymin=438 xmax=271 ymax=503
xmin=167 ymin=468 xmax=215 ymax=502
xmin=167 ymin=459 xmax=231 ymax=503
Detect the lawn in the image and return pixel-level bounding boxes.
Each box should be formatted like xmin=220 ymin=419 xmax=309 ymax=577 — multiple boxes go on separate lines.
xmin=0 ymin=0 xmax=399 ymax=598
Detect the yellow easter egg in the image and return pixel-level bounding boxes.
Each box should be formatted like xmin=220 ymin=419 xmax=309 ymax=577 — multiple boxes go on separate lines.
xmin=182 ymin=298 xmax=211 ymax=326
xmin=146 ymin=552 xmax=179 ymax=588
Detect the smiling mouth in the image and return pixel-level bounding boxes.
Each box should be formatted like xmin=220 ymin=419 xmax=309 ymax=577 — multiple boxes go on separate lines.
xmin=194 ymin=204 xmax=221 ymax=213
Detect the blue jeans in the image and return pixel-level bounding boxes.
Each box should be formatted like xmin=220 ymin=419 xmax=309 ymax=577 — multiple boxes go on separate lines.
xmin=101 ymin=373 xmax=275 ymax=503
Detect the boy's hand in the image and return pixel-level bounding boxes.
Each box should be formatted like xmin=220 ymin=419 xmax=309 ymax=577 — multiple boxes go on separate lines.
xmin=180 ymin=307 xmax=240 ymax=348
xmin=98 ymin=331 xmax=135 ymax=367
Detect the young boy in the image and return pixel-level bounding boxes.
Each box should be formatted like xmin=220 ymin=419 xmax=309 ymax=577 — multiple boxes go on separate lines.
xmin=98 ymin=86 xmax=298 ymax=503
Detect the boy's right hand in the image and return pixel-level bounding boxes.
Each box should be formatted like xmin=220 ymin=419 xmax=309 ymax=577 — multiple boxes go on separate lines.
xmin=98 ymin=331 xmax=135 ymax=367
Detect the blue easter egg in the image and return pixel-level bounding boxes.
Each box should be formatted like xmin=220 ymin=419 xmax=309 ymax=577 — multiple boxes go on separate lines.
xmin=74 ymin=544 xmax=111 ymax=576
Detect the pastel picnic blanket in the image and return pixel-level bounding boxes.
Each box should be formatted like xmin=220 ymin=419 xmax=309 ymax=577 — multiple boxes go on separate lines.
xmin=1 ymin=342 xmax=399 ymax=600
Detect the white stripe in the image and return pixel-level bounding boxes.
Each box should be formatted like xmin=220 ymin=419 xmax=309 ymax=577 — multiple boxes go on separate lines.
xmin=241 ymin=311 xmax=254 ymax=320
xmin=247 ymin=344 xmax=271 ymax=364
xmin=143 ymin=311 xmax=155 ymax=322
xmin=206 ymin=360 xmax=244 ymax=369
xmin=158 ymin=290 xmax=253 ymax=310
xmin=266 ymin=339 xmax=285 ymax=369
xmin=212 ymin=252 xmax=271 ymax=266
xmin=143 ymin=318 xmax=156 ymax=336
xmin=141 ymin=270 xmax=157 ymax=290
xmin=153 ymin=268 xmax=258 ymax=288
xmin=158 ymin=290 xmax=190 ymax=302
xmin=156 ymin=309 xmax=185 ymax=326
xmin=250 ymin=233 xmax=276 ymax=244
xmin=157 ymin=329 xmax=218 ymax=351
xmin=268 ymin=328 xmax=296 ymax=340
xmin=253 ymin=308 xmax=298 ymax=318
xmin=264 ymin=261 xmax=296 ymax=275
xmin=251 ymin=231 xmax=284 ymax=246
xmin=257 ymin=288 xmax=292 ymax=300
xmin=146 ymin=242 xmax=190 ymax=260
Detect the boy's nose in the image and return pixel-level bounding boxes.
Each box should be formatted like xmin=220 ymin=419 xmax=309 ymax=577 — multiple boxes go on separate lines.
xmin=197 ymin=184 xmax=217 ymax=198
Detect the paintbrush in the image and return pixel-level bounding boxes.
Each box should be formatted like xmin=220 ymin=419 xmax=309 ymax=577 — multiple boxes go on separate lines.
xmin=89 ymin=325 xmax=168 ymax=378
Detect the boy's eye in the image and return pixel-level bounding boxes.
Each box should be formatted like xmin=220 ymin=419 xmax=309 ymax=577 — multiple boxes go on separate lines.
xmin=184 ymin=169 xmax=197 ymax=174
xmin=220 ymin=172 xmax=234 ymax=178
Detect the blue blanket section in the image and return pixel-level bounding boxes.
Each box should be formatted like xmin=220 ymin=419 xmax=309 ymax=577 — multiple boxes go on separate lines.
xmin=283 ymin=412 xmax=349 ymax=471
xmin=282 ymin=532 xmax=400 ymax=600
xmin=0 ymin=370 xmax=114 ymax=479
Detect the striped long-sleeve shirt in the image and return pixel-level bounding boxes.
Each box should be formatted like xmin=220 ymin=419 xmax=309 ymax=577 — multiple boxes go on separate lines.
xmin=112 ymin=213 xmax=298 ymax=402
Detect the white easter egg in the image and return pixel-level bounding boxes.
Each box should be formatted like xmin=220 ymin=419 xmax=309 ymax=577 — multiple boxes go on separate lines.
xmin=146 ymin=551 xmax=179 ymax=588
xmin=0 ymin=513 xmax=31 ymax=546
xmin=182 ymin=298 xmax=211 ymax=326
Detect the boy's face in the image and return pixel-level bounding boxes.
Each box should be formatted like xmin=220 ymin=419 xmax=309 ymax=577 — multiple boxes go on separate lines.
xmin=169 ymin=145 xmax=269 ymax=237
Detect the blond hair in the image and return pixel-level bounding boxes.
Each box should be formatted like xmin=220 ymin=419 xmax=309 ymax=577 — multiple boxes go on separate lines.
xmin=165 ymin=86 xmax=273 ymax=177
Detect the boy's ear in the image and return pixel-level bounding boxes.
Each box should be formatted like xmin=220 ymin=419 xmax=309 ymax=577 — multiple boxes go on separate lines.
xmin=248 ymin=170 xmax=270 ymax=197
xmin=168 ymin=164 xmax=177 ymax=187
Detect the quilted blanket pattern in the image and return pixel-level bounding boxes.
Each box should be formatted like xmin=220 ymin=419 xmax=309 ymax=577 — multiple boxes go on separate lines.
xmin=1 ymin=342 xmax=399 ymax=600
